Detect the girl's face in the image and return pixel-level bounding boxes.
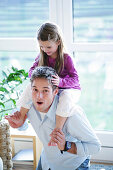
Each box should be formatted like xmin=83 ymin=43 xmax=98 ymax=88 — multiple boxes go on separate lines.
xmin=38 ymin=40 xmax=60 ymax=58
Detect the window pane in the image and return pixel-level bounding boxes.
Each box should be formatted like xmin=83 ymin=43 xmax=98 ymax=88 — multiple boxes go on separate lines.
xmin=73 ymin=0 xmax=113 ymax=42
xmin=0 ymin=0 xmax=49 ymax=37
xmin=0 ymin=51 xmax=37 ymax=78
xmin=74 ymin=52 xmax=113 ymax=131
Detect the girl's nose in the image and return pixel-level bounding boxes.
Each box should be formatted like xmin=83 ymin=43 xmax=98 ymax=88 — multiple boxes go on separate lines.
xmin=43 ymin=48 xmax=46 ymax=53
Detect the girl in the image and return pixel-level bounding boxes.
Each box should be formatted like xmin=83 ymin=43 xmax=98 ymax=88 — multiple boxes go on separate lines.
xmin=17 ymin=22 xmax=81 ymax=145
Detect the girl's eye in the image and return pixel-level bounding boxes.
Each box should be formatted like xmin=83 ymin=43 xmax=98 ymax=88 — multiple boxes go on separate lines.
xmin=47 ymin=47 xmax=51 ymax=49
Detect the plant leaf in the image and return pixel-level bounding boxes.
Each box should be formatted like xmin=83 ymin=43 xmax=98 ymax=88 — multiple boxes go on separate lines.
xmin=0 ymin=102 xmax=5 ymax=108
xmin=0 ymin=87 xmax=9 ymax=93
xmin=11 ymin=66 xmax=18 ymax=72
xmin=10 ymin=98 xmax=16 ymax=106
xmin=2 ymin=70 xmax=8 ymax=78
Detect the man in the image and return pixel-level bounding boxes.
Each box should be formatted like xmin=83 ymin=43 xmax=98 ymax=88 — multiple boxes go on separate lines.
xmin=6 ymin=66 xmax=101 ymax=170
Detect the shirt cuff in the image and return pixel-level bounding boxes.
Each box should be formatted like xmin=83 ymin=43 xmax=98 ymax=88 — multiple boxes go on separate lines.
xmin=75 ymin=141 xmax=86 ymax=157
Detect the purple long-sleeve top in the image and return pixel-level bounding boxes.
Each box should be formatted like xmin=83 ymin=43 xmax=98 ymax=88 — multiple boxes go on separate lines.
xmin=29 ymin=53 xmax=81 ymax=90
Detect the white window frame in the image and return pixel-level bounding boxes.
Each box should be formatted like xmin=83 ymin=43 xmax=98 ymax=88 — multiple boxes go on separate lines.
xmin=0 ymin=0 xmax=113 ymax=163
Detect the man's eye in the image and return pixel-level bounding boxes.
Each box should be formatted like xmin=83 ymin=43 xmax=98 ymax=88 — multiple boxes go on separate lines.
xmin=33 ymin=88 xmax=37 ymax=92
xmin=44 ymin=90 xmax=48 ymax=93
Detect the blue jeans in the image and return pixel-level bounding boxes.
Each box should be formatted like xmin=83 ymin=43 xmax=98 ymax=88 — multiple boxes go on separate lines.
xmin=77 ymin=159 xmax=90 ymax=170
xmin=36 ymin=158 xmax=90 ymax=170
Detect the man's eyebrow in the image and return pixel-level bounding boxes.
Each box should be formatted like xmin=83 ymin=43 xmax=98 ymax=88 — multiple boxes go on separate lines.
xmin=32 ymin=86 xmax=50 ymax=89
xmin=32 ymin=85 xmax=37 ymax=88
xmin=43 ymin=87 xmax=50 ymax=89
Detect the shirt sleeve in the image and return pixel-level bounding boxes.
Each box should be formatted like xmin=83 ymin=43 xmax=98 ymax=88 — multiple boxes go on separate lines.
xmin=18 ymin=120 xmax=28 ymax=131
xmin=28 ymin=55 xmax=40 ymax=77
xmin=59 ymin=55 xmax=81 ymax=89
xmin=66 ymin=106 xmax=101 ymax=156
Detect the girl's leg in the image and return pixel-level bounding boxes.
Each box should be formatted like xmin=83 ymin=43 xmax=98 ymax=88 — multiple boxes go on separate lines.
xmin=20 ymin=107 xmax=29 ymax=119
xmin=56 ymin=89 xmax=81 ymax=117
xmin=16 ymin=82 xmax=32 ymax=110
xmin=48 ymin=89 xmax=81 ymax=146
xmin=16 ymin=82 xmax=32 ymax=121
xmin=55 ymin=115 xmax=67 ymax=129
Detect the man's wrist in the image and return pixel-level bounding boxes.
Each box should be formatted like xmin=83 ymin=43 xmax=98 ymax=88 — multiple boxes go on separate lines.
xmin=60 ymin=141 xmax=72 ymax=153
xmin=60 ymin=142 xmax=77 ymax=154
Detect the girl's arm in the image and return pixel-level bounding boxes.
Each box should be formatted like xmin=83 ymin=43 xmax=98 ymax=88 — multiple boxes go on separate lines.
xmin=59 ymin=54 xmax=81 ymax=89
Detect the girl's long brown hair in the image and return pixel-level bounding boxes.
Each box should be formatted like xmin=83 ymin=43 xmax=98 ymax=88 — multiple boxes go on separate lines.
xmin=37 ymin=22 xmax=65 ymax=74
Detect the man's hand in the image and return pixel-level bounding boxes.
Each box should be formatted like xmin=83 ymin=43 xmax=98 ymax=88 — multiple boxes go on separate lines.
xmin=50 ymin=128 xmax=66 ymax=150
xmin=5 ymin=111 xmax=27 ymax=128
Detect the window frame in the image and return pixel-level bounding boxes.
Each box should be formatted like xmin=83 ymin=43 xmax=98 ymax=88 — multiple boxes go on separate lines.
xmin=0 ymin=0 xmax=113 ymax=163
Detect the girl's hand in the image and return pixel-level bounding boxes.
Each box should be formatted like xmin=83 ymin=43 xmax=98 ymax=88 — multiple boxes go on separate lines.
xmin=52 ymin=75 xmax=60 ymax=86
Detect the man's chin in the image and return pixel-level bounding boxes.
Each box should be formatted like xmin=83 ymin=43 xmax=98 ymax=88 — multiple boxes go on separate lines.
xmin=35 ymin=107 xmax=43 ymax=112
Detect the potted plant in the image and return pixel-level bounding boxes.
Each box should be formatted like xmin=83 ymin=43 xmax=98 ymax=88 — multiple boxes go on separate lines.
xmin=0 ymin=66 xmax=28 ymax=170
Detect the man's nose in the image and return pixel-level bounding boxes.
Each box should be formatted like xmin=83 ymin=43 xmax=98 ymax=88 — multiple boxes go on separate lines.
xmin=37 ymin=92 xmax=43 ymax=99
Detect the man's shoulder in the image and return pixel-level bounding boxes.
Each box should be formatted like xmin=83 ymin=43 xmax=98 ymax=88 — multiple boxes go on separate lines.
xmin=67 ymin=105 xmax=85 ymax=122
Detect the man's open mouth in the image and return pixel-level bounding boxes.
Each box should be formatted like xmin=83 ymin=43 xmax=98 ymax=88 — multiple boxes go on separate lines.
xmin=37 ymin=102 xmax=43 ymax=105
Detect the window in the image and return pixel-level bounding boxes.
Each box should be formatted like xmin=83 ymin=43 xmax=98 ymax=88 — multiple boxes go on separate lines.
xmin=73 ymin=0 xmax=113 ymax=42
xmin=74 ymin=51 xmax=113 ymax=131
xmin=0 ymin=0 xmax=49 ymax=71
xmin=50 ymin=0 xmax=113 ymax=162
xmin=0 ymin=0 xmax=49 ymax=37
xmin=0 ymin=0 xmax=49 ymax=117
xmin=72 ymin=0 xmax=113 ymax=131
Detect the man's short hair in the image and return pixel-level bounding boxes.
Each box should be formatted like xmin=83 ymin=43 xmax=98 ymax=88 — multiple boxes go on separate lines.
xmin=30 ymin=66 xmax=57 ymax=90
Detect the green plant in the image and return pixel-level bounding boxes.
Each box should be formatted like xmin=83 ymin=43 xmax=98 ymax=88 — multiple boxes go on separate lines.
xmin=0 ymin=66 xmax=28 ymax=120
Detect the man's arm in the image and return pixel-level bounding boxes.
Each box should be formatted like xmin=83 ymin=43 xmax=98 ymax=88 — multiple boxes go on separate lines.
xmin=5 ymin=111 xmax=27 ymax=128
xmin=66 ymin=106 xmax=101 ymax=156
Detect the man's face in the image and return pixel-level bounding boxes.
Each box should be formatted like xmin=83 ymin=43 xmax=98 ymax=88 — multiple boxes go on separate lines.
xmin=31 ymin=78 xmax=58 ymax=113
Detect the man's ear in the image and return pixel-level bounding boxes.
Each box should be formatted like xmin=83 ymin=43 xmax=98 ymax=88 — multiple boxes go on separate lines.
xmin=57 ymin=40 xmax=61 ymax=46
xmin=53 ymin=88 xmax=59 ymax=96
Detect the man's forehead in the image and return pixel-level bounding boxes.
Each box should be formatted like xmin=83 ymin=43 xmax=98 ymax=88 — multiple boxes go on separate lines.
xmin=32 ymin=78 xmax=52 ymax=88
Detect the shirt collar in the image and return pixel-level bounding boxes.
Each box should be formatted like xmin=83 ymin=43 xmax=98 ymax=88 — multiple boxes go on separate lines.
xmin=46 ymin=95 xmax=59 ymax=122
xmin=32 ymin=95 xmax=59 ymax=123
